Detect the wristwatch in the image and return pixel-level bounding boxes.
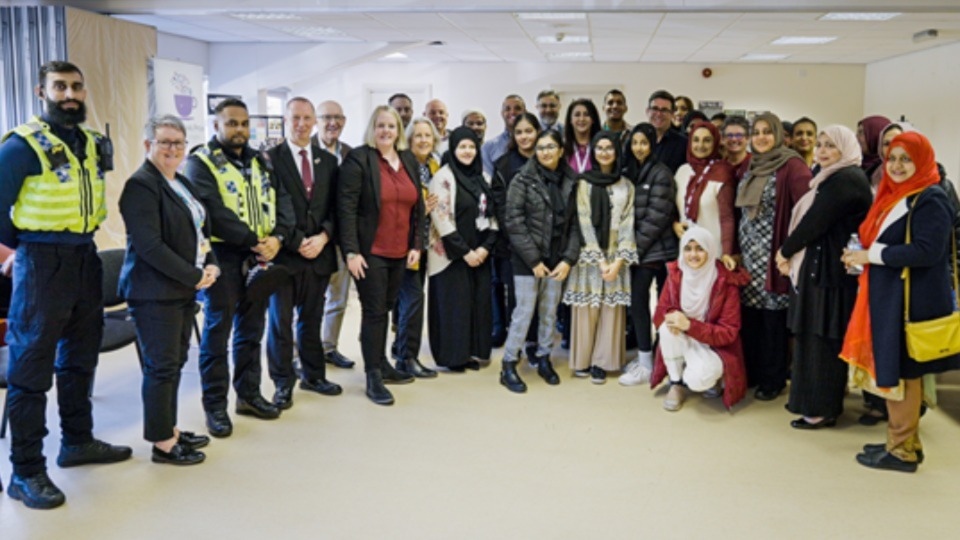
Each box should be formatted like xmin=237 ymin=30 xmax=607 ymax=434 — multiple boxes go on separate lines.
xmin=346 ymin=252 xmax=358 ymax=260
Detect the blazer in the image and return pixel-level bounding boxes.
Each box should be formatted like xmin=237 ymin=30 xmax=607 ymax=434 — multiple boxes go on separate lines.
xmin=337 ymin=145 xmax=425 ymax=258
xmin=119 ymin=159 xmax=217 ymax=302
xmin=265 ymin=141 xmax=338 ymax=275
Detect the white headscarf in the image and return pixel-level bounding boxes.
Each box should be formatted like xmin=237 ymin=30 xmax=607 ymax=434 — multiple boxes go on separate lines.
xmin=678 ymin=225 xmax=719 ymax=322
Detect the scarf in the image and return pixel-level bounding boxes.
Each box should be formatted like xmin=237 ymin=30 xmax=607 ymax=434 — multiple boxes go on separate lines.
xmin=622 ymin=123 xmax=659 ymax=180
xmin=683 ymin=121 xmax=732 ymax=222
xmin=858 ymin=115 xmax=891 ymax=175
xmin=581 ymin=131 xmax=622 ymax=250
xmin=447 ymin=126 xmax=493 ymax=217
xmin=871 ymin=122 xmax=917 ymax=188
xmin=841 ymin=131 xmax=941 ymax=381
xmin=679 ymin=225 xmax=719 ymax=322
xmin=736 ymin=112 xmax=801 ymax=219
xmin=786 ymin=125 xmax=863 ymax=286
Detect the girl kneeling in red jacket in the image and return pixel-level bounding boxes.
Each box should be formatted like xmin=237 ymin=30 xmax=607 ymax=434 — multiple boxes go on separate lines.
xmin=650 ymin=226 xmax=749 ymax=411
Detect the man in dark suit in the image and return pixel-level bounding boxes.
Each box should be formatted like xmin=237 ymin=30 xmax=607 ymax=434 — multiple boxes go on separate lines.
xmin=266 ymin=97 xmax=342 ymax=410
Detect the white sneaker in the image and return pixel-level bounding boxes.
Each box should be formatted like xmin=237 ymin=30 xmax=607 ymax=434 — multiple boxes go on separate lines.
xmin=618 ymin=360 xmax=651 ymax=386
xmin=663 ymin=383 xmax=686 ymax=412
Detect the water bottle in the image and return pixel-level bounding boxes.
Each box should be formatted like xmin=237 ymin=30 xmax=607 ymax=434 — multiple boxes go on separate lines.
xmin=847 ymin=233 xmax=863 ymax=275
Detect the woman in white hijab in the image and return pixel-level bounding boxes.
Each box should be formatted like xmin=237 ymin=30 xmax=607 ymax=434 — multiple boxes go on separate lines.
xmin=650 ymin=225 xmax=749 ymax=411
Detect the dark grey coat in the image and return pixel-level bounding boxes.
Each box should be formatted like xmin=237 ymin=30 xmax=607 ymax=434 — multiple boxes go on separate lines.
xmin=631 ymin=157 xmax=678 ymax=264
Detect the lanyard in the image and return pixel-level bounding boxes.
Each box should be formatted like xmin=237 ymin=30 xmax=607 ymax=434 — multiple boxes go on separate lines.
xmin=683 ymin=161 xmax=714 ymax=220
xmin=573 ymin=144 xmax=590 ymax=173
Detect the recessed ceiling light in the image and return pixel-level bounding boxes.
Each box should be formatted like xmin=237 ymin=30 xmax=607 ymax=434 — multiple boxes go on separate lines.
xmin=277 ymin=26 xmax=355 ymax=41
xmin=230 ymin=12 xmax=302 ymax=21
xmin=382 ymin=52 xmax=408 ymax=61
xmin=536 ymin=35 xmax=590 ymax=44
xmin=517 ymin=13 xmax=587 ymax=21
xmin=546 ymin=52 xmax=592 ymax=60
xmin=772 ymin=36 xmax=837 ymax=45
xmin=819 ymin=12 xmax=901 ymax=21
xmin=739 ymin=53 xmax=789 ymax=61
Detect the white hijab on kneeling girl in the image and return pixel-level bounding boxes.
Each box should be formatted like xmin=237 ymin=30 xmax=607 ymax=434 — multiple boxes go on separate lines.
xmin=678 ymin=225 xmax=719 ymax=322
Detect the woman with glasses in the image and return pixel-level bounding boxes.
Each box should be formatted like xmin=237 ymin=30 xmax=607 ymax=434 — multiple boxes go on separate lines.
xmin=563 ymin=131 xmax=638 ymax=384
xmin=498 ymin=130 xmax=578 ymax=392
xmin=734 ymin=113 xmax=811 ymax=401
xmin=119 ymin=115 xmax=219 ymax=465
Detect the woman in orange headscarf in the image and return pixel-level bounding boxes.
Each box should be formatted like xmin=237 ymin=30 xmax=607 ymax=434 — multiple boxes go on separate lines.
xmin=841 ymin=131 xmax=960 ymax=473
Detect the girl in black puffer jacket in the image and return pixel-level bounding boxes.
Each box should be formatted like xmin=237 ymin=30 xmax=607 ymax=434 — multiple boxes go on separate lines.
xmin=498 ymin=130 xmax=580 ymax=393
xmin=619 ymin=123 xmax=679 ymax=386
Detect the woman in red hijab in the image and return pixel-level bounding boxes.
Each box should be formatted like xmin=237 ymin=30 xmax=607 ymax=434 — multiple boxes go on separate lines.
xmin=841 ymin=132 xmax=960 ymax=473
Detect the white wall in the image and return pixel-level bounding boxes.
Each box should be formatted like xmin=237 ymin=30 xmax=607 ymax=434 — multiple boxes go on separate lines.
xmin=865 ymin=41 xmax=960 ymax=182
xmin=157 ymin=32 xmax=209 ymax=71
xmin=206 ymin=42 xmax=866 ymax=148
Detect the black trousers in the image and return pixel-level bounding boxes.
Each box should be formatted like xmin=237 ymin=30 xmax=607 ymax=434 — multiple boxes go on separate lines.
xmin=353 ymin=255 xmax=406 ymax=373
xmin=741 ymin=306 xmax=789 ymax=393
xmin=267 ymin=268 xmax=330 ymax=388
xmin=393 ymin=263 xmax=427 ymax=361
xmin=198 ymin=247 xmax=269 ymax=411
xmin=130 ymin=298 xmax=195 ymax=442
xmin=6 ymin=242 xmax=102 ymax=476
xmin=490 ymin=255 xmax=515 ymax=339
xmin=630 ymin=262 xmax=668 ymax=352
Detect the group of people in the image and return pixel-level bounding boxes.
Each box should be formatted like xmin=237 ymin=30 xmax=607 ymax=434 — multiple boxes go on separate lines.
xmin=1 ymin=60 xmax=958 ymax=510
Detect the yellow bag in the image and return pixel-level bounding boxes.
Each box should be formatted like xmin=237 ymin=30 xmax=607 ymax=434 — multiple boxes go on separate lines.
xmin=902 ymin=194 xmax=960 ymax=363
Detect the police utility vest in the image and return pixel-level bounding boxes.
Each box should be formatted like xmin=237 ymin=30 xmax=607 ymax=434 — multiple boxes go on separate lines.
xmin=193 ymin=143 xmax=276 ymax=241
xmin=2 ymin=116 xmax=107 ymax=234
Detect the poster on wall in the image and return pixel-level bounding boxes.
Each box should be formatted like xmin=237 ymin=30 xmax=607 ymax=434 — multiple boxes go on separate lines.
xmin=148 ymin=57 xmax=206 ymax=150
xmin=249 ymin=115 xmax=284 ymax=151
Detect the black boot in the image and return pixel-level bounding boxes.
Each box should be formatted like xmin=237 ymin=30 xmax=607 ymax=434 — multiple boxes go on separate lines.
xmin=536 ymin=354 xmax=560 ymax=385
xmin=396 ymin=357 xmax=438 ymax=379
xmin=499 ymin=360 xmax=527 ymax=393
xmin=381 ymin=357 xmax=414 ymax=384
xmin=366 ymin=370 xmax=395 ymax=406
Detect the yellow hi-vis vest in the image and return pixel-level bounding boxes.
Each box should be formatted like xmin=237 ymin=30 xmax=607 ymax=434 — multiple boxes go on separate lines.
xmin=2 ymin=116 xmax=107 ymax=234
xmin=193 ymin=144 xmax=276 ymax=241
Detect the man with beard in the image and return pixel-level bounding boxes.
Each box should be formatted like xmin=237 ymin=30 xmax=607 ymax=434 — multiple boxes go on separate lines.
xmin=482 ymin=94 xmax=525 ymax=176
xmin=536 ymin=89 xmax=563 ymax=134
xmin=185 ymin=98 xmax=294 ymax=437
xmin=311 ymin=100 xmax=356 ymax=370
xmin=602 ymin=89 xmax=630 ymax=137
xmin=388 ymin=93 xmax=414 ymax=130
xmin=0 ymin=61 xmax=131 ymax=510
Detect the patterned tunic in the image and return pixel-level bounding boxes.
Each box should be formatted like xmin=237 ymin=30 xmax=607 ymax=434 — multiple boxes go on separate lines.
xmin=563 ymin=177 xmax=639 ymax=307
xmin=739 ymin=176 xmax=789 ymax=310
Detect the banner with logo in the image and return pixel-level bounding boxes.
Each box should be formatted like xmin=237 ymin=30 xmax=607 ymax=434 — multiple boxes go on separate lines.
xmin=148 ymin=58 xmax=205 ymax=149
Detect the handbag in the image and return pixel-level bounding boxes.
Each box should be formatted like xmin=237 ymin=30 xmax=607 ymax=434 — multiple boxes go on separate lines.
xmin=902 ymin=192 xmax=960 ymax=362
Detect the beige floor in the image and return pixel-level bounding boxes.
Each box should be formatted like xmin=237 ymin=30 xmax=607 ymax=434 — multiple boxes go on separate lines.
xmin=2 ymin=293 xmax=960 ymax=540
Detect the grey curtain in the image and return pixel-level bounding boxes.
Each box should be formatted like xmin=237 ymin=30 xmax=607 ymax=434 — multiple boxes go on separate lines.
xmin=0 ymin=6 xmax=67 ymax=133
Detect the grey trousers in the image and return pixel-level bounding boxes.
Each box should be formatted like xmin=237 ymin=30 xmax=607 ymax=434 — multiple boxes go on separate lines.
xmin=322 ymin=248 xmax=351 ymax=354
xmin=503 ymin=275 xmax=562 ymax=363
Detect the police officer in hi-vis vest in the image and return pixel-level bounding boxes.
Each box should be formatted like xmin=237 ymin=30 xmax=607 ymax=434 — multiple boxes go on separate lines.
xmin=184 ymin=98 xmax=294 ymax=438
xmin=0 ymin=61 xmax=132 ymax=510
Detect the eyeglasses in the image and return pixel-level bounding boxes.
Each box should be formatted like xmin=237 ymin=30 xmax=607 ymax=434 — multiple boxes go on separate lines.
xmin=153 ymin=140 xmax=187 ymax=150
xmin=595 ymin=146 xmax=616 ymax=154
xmin=647 ymin=106 xmax=673 ymax=115
xmin=724 ymin=133 xmax=745 ymax=140
xmin=535 ymin=143 xmax=559 ymax=152
xmin=319 ymin=115 xmax=345 ymax=122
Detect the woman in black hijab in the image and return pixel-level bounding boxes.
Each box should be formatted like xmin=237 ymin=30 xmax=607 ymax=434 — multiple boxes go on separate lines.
xmin=427 ymin=127 xmax=499 ymax=371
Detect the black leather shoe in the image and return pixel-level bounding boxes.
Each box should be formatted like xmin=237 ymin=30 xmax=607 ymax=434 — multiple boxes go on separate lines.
xmin=790 ymin=417 xmax=837 ymax=430
xmin=464 ymin=359 xmax=481 ymax=371
xmin=856 ymin=450 xmax=918 ymax=473
xmin=205 ymin=409 xmax=233 ymax=438
xmin=236 ymin=395 xmax=281 ymax=419
xmin=525 ymin=343 xmax=539 ymax=366
xmin=325 ymin=350 xmax=355 ymax=369
xmin=57 ymin=439 xmax=132 ymax=468
xmin=272 ymin=386 xmax=294 ymax=410
xmin=381 ymin=360 xmax=415 ymax=384
xmin=499 ymin=361 xmax=527 ymax=393
xmin=152 ymin=444 xmax=205 ymax=466
xmin=535 ymin=354 xmax=560 ymax=385
xmin=8 ymin=472 xmax=65 ymax=509
xmin=366 ymin=370 xmax=395 ymax=406
xmin=300 ymin=377 xmax=343 ymax=396
xmin=177 ymin=431 xmax=210 ymax=450
xmin=396 ymin=358 xmax=438 ymax=379
xmin=754 ymin=387 xmax=783 ymax=401
xmin=863 ymin=443 xmax=925 ymax=464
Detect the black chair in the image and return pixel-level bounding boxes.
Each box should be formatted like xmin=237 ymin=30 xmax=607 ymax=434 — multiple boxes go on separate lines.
xmin=1 ymin=248 xmax=142 ymax=438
